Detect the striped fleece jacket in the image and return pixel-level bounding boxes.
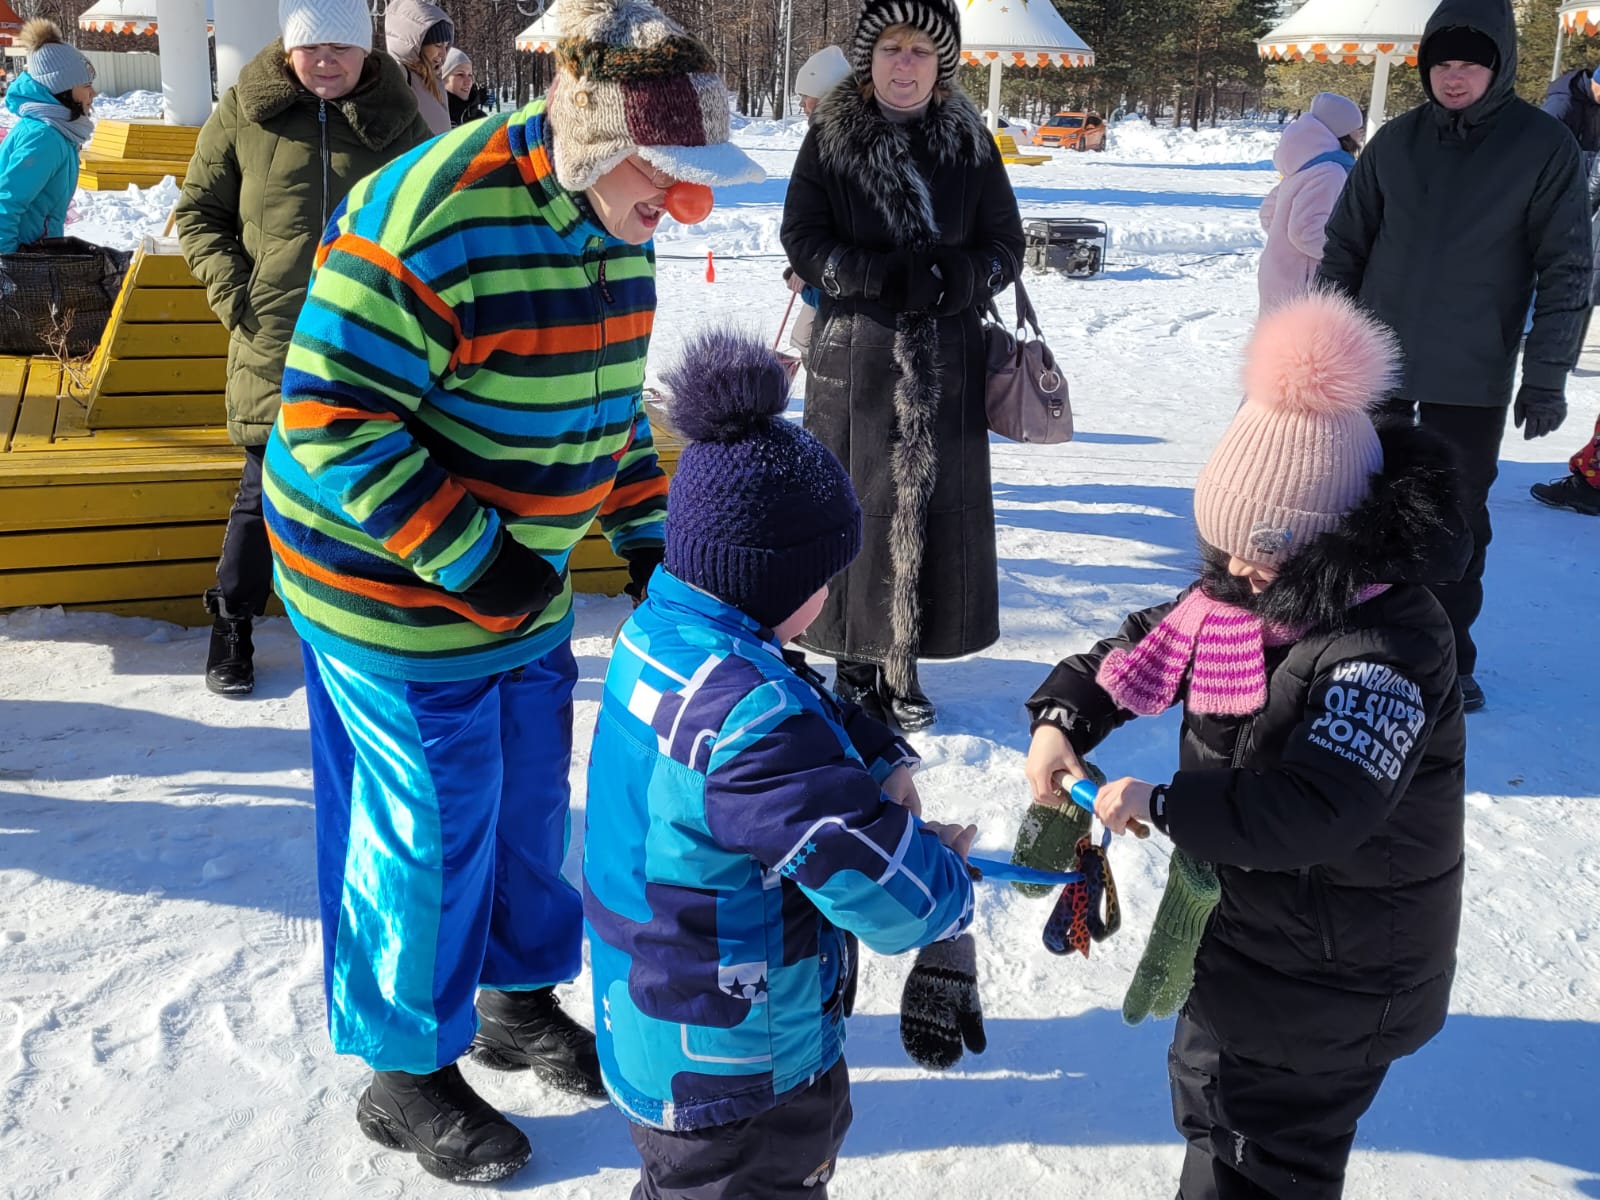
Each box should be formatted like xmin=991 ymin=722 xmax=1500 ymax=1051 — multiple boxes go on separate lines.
xmin=262 ymin=98 xmax=667 ymax=681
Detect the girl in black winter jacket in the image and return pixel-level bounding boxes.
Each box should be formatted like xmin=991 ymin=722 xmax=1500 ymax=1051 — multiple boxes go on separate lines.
xmin=1018 ymin=293 xmax=1470 ymax=1200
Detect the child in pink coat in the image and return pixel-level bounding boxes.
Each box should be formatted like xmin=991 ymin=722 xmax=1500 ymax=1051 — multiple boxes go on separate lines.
xmin=1257 ymin=94 xmax=1365 ymax=313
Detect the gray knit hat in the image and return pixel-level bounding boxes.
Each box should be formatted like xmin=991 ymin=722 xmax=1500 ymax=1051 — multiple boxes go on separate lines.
xmin=20 ymin=19 xmax=94 ymax=94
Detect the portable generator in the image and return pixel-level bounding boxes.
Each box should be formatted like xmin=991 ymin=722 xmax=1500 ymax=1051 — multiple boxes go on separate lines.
xmin=1023 ymin=217 xmax=1109 ymax=279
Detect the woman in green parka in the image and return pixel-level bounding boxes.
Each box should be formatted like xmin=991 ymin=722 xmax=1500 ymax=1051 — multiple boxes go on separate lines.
xmin=175 ymin=0 xmax=432 ymax=697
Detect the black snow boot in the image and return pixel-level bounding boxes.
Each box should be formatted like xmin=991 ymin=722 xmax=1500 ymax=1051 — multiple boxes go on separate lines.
xmin=1530 ymin=472 xmax=1600 ymax=516
xmin=1459 ymin=674 xmax=1486 ymax=713
xmin=202 ymin=590 xmax=255 ymax=696
xmin=355 ymin=1062 xmax=532 ymax=1184
xmin=470 ymin=987 xmax=605 ymax=1097
xmin=884 ymin=662 xmax=936 ymax=733
xmin=834 ymin=659 xmax=888 ymax=724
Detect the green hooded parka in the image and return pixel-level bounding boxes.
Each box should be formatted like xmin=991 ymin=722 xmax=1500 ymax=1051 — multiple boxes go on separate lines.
xmin=175 ymin=42 xmax=432 ymax=445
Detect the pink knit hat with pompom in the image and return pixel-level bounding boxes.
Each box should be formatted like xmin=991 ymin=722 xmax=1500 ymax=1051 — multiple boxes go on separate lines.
xmin=1194 ymin=291 xmax=1397 ymax=565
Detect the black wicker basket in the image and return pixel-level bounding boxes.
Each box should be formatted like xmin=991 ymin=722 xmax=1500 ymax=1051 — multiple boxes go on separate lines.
xmin=0 ymin=237 xmax=133 ymax=357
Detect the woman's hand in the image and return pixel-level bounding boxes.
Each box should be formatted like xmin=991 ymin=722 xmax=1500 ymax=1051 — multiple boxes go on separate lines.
xmin=1024 ymin=722 xmax=1087 ymax=808
xmin=1095 ymin=777 xmax=1155 ymax=837
xmin=784 ymin=265 xmax=808 ymax=295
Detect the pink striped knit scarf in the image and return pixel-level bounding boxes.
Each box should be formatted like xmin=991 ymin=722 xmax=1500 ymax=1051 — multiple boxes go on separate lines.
xmin=1096 ymin=586 xmax=1388 ymax=717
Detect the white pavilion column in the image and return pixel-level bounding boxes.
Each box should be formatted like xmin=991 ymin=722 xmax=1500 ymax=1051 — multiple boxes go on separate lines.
xmin=1366 ymin=52 xmax=1393 ymax=142
xmin=1552 ymin=21 xmax=1568 ymax=81
xmin=986 ymin=56 xmax=1002 ymax=131
xmin=214 ymin=0 xmax=279 ymax=95
xmin=158 ymin=0 xmax=212 ymax=125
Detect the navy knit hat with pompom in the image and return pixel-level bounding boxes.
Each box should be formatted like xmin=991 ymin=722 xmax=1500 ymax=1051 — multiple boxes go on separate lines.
xmin=663 ymin=330 xmax=861 ymax=630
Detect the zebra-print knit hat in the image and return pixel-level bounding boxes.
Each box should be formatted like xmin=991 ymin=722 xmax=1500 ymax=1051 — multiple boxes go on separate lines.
xmin=849 ymin=0 xmax=963 ymax=84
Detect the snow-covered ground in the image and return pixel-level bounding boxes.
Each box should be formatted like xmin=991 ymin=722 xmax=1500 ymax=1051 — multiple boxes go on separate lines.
xmin=3 ymin=110 xmax=1598 ymax=1200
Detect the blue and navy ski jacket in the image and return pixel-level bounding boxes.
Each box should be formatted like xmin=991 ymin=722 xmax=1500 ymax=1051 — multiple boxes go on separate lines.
xmin=582 ymin=569 xmax=975 ymax=1131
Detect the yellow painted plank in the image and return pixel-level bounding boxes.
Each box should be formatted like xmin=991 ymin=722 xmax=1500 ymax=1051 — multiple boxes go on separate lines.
xmin=79 ymin=170 xmax=181 ymax=192
xmin=0 ymin=521 xmax=224 ymax=570
xmin=0 ymin=558 xmax=219 ymax=608
xmin=11 ymin=373 xmax=62 ymax=451
xmin=98 ymin=357 xmax=228 ymax=396
xmin=0 ymin=357 xmax=28 ymax=452
xmin=86 ymin=393 xmax=227 ymax=430
xmin=52 ymin=393 xmax=93 ymax=440
xmin=132 ymin=254 xmax=203 ymax=289
xmin=0 ymin=477 xmax=240 ymax=530
xmin=123 ymin=289 xmax=220 ymax=323
xmin=109 ymin=322 xmax=231 ymax=359
xmin=571 ymin=565 xmax=628 ymax=596
xmin=0 ymin=448 xmax=242 ymax=484
xmin=81 ymin=426 xmax=233 ymax=450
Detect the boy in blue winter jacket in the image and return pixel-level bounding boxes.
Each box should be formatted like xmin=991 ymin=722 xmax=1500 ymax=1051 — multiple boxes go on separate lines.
xmin=583 ymin=330 xmax=979 ymax=1199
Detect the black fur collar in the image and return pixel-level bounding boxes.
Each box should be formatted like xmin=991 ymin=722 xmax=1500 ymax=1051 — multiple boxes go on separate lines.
xmin=810 ymin=83 xmax=993 ymax=248
xmin=1200 ymin=423 xmax=1471 ymax=631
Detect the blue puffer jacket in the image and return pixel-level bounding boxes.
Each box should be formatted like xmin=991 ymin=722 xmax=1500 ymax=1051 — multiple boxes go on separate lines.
xmin=0 ymin=74 xmax=83 ymax=253
xmin=583 ymin=569 xmax=975 ymax=1131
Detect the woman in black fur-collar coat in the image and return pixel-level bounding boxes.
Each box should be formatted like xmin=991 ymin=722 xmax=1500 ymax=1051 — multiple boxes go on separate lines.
xmin=780 ymin=0 xmax=1024 ymax=731
xmin=1026 ymin=294 xmax=1471 ymax=1200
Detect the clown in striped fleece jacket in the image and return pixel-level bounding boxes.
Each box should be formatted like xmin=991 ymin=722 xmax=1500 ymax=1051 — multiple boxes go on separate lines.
xmin=263 ymin=98 xmax=667 ymax=682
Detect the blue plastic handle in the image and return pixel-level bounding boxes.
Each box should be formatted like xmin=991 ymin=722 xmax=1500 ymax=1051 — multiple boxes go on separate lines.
xmin=1067 ymin=777 xmax=1099 ymax=814
xmin=967 ymin=855 xmax=1084 ymax=887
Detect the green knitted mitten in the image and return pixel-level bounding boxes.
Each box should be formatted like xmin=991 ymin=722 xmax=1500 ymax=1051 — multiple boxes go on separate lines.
xmin=1010 ymin=759 xmax=1106 ymax=898
xmin=1121 ymin=848 xmax=1221 ymax=1025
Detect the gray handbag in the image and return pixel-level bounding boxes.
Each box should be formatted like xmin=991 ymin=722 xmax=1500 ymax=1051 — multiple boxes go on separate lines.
xmin=982 ymin=266 xmax=1072 ymax=444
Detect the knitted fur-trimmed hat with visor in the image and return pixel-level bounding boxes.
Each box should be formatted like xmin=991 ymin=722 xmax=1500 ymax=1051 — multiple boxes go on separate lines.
xmin=1193 ymin=291 xmax=1394 ymax=566
xmin=662 ymin=330 xmax=862 ymax=630
xmin=547 ymin=0 xmax=763 ymax=192
xmin=849 ymin=0 xmax=964 ymax=84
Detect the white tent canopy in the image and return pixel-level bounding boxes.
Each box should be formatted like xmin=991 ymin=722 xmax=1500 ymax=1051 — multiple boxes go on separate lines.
xmin=516 ymin=2 xmax=562 ymax=54
xmin=957 ymin=0 xmax=1095 ymax=133
xmin=78 ymin=0 xmax=215 ymax=36
xmin=1258 ymin=0 xmax=1441 ymax=137
xmin=1554 ymin=1 xmax=1598 ymax=79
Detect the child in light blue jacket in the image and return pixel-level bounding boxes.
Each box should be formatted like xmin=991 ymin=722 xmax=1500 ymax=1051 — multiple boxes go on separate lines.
xmin=584 ymin=329 xmax=981 ymax=1199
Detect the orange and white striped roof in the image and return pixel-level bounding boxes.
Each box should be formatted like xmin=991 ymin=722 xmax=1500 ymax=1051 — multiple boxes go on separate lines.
xmin=516 ymin=2 xmax=561 ymax=53
xmin=1561 ymin=1 xmax=1600 ymax=36
xmin=1258 ymin=0 xmax=1437 ymax=65
xmin=78 ymin=0 xmax=215 ymax=37
xmin=959 ymin=0 xmax=1094 ymax=68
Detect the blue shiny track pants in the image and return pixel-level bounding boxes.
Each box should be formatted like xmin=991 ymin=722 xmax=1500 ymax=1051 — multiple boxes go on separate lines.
xmin=301 ymin=641 xmax=581 ymax=1073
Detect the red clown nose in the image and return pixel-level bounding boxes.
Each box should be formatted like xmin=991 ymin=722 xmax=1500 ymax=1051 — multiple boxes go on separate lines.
xmin=665 ymin=182 xmax=715 ymax=225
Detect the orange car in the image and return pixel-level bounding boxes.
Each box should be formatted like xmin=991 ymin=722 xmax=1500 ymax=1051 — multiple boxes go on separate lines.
xmin=1032 ymin=111 xmax=1107 ymax=151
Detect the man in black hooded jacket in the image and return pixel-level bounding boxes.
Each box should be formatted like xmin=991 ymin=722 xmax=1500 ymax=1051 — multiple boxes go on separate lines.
xmin=1318 ymin=0 xmax=1590 ymax=712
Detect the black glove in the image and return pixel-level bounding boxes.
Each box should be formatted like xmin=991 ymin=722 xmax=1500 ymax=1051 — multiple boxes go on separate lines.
xmin=899 ymin=933 xmax=986 ymax=1070
xmin=879 ymin=250 xmax=943 ymax=312
xmin=1513 ymin=384 xmax=1567 ymax=440
xmin=931 ymin=251 xmax=977 ymax=317
xmin=624 ymin=545 xmax=665 ymax=606
xmin=460 ymin=534 xmax=561 ymax=625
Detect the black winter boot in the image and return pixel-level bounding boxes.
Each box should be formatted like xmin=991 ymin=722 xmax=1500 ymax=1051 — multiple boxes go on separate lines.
xmin=203 ymin=590 xmax=255 ymax=696
xmin=884 ymin=662 xmax=936 ymax=733
xmin=1531 ymin=472 xmax=1600 ymax=515
xmin=355 ymin=1062 xmax=532 ymax=1184
xmin=834 ymin=660 xmax=887 ymax=724
xmin=470 ymin=988 xmax=605 ymax=1097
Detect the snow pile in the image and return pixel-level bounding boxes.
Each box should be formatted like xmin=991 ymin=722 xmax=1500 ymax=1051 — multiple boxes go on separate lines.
xmin=91 ymin=90 xmax=165 ymax=121
xmin=67 ymin=177 xmax=182 ymax=250
xmin=1105 ymin=117 xmax=1279 ymax=168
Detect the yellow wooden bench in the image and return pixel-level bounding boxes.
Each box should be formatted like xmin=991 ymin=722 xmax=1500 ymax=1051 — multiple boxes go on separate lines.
xmin=78 ymin=121 xmax=199 ymax=191
xmin=995 ymin=132 xmax=1050 ymax=167
xmin=0 ymin=237 xmax=681 ymax=625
